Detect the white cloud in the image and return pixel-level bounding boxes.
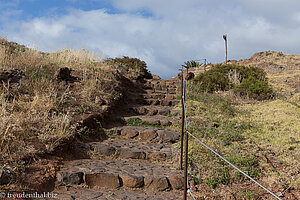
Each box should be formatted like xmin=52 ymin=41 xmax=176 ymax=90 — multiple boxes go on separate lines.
xmin=1 ymin=0 xmax=300 ymax=78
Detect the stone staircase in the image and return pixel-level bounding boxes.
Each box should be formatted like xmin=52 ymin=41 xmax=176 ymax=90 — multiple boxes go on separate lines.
xmin=52 ymin=77 xmax=184 ymax=200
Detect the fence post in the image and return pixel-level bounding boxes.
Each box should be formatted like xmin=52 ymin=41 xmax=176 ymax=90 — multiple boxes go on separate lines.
xmin=180 ymin=66 xmax=184 ymax=170
xmin=184 ymin=130 xmax=188 ymax=200
xmin=183 ymin=67 xmax=188 ymax=200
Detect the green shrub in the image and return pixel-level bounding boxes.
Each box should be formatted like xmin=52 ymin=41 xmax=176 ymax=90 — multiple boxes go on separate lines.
xmin=106 ymin=56 xmax=152 ymax=79
xmin=193 ymin=71 xmax=231 ymax=92
xmin=192 ymin=64 xmax=273 ymax=100
xmin=234 ymin=76 xmax=274 ymax=100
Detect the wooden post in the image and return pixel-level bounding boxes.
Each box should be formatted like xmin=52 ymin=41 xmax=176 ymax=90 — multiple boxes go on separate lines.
xmin=183 ymin=131 xmax=188 ymax=200
xmin=183 ymin=66 xmax=189 ymax=200
xmin=223 ymin=34 xmax=227 ymax=64
xmin=204 ymin=58 xmax=206 ymax=72
xmin=180 ymin=66 xmax=184 ymax=170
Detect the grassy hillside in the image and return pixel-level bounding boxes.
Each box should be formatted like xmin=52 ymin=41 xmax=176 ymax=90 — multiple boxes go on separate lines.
xmin=0 ymin=38 xmax=151 ymax=191
xmin=172 ymin=56 xmax=299 ymax=199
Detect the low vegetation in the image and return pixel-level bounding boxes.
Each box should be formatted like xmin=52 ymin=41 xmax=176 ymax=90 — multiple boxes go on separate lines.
xmin=125 ymin=118 xmax=163 ymax=128
xmin=193 ymin=64 xmax=275 ymax=99
xmin=171 ymin=63 xmax=299 ymax=198
xmin=105 ymin=56 xmax=152 ymax=79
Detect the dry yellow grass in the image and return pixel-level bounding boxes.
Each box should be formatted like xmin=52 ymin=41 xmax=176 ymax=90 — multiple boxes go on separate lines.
xmin=237 ymin=99 xmax=300 ymax=186
xmin=0 ymin=38 xmax=122 ymax=162
xmin=0 ymin=78 xmax=72 ymax=159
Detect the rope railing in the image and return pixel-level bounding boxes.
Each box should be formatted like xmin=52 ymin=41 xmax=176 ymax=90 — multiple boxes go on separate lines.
xmin=180 ymin=67 xmax=282 ymax=200
xmin=187 ymin=131 xmax=282 ymax=200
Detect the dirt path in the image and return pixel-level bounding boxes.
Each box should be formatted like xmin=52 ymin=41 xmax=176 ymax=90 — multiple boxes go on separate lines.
xmin=51 ymin=77 xmax=184 ymax=199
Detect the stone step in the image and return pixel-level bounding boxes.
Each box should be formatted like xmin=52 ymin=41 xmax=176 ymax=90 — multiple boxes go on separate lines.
xmin=53 ymin=184 xmax=182 ymax=200
xmin=136 ymin=98 xmax=180 ymax=106
xmin=145 ymin=88 xmax=177 ymax=94
xmin=123 ymin=115 xmax=180 ymax=126
xmin=129 ymin=105 xmax=180 ymax=116
xmin=109 ymin=126 xmax=180 ymax=144
xmin=89 ymin=139 xmax=178 ymax=161
xmin=141 ymin=93 xmax=177 ymax=100
xmin=143 ymin=84 xmax=178 ymax=91
xmin=56 ymin=159 xmax=184 ymax=191
xmin=144 ymin=79 xmax=180 ymax=88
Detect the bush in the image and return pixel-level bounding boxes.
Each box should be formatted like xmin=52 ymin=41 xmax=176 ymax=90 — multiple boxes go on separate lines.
xmin=106 ymin=56 xmax=152 ymax=79
xmin=193 ymin=71 xmax=231 ymax=92
xmin=234 ymin=76 xmax=274 ymax=100
xmin=192 ymin=64 xmax=273 ymax=100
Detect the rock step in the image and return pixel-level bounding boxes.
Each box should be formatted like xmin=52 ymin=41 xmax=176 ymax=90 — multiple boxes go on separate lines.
xmin=129 ymin=105 xmax=180 ymax=116
xmin=140 ymin=93 xmax=177 ymax=100
xmin=53 ymin=185 xmax=182 ymax=200
xmin=123 ymin=115 xmax=180 ymax=126
xmin=109 ymin=126 xmax=180 ymax=144
xmin=136 ymin=98 xmax=180 ymax=106
xmin=89 ymin=139 xmax=178 ymax=161
xmin=144 ymin=89 xmax=177 ymax=94
xmin=144 ymin=79 xmax=180 ymax=87
xmin=143 ymin=84 xmax=178 ymax=91
xmin=56 ymin=159 xmax=184 ymax=191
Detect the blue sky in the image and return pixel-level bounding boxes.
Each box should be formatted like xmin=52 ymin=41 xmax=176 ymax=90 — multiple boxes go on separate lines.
xmin=1 ymin=0 xmax=300 ymax=78
xmin=12 ymin=0 xmax=127 ymax=17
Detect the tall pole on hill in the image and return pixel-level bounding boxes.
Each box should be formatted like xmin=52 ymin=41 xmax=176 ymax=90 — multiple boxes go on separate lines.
xmin=223 ymin=34 xmax=228 ymax=64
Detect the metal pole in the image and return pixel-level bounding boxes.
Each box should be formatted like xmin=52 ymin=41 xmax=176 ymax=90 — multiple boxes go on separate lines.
xmin=180 ymin=67 xmax=184 ymax=170
xmin=204 ymin=59 xmax=206 ymax=72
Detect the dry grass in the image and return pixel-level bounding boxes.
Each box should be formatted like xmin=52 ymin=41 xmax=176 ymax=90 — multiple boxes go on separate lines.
xmin=267 ymin=69 xmax=300 ymax=94
xmin=238 ymin=99 xmax=300 ymax=187
xmin=0 ymin=38 xmax=123 ymax=163
xmin=0 ymin=78 xmax=72 ymax=160
xmin=230 ymin=51 xmax=300 ymax=71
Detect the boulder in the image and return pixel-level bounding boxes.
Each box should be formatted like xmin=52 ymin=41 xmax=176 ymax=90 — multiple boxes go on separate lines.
xmin=0 ymin=69 xmax=25 ymax=84
xmin=168 ymin=174 xmax=184 ymax=190
xmin=85 ymin=173 xmax=121 ymax=189
xmin=56 ymin=171 xmax=84 ymax=185
xmin=120 ymin=175 xmax=144 ymax=188
xmin=144 ymin=176 xmax=170 ymax=191
xmin=0 ymin=170 xmax=10 ymax=185
xmin=139 ymin=129 xmax=158 ymax=141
